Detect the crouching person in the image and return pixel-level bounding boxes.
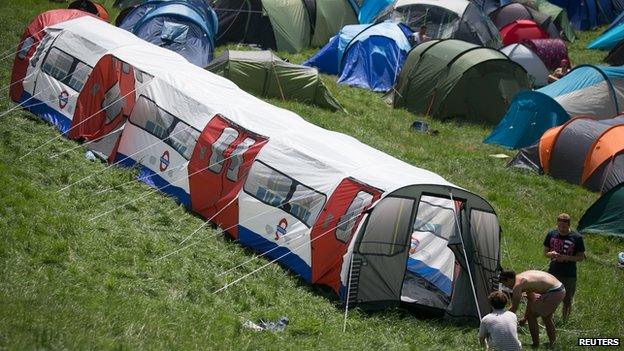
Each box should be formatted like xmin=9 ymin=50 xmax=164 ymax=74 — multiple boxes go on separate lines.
xmin=479 ymin=291 xmax=522 ymax=350
xmin=500 ymin=270 xmax=565 ymax=348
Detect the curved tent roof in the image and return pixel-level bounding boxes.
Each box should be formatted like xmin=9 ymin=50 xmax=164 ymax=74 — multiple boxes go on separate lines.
xmin=337 ymin=22 xmax=412 ymax=91
xmin=358 ymin=0 xmax=395 ymax=23
xmin=117 ymin=0 xmax=218 ymax=67
xmin=490 ymin=3 xmax=559 ymax=38
xmin=515 ymin=0 xmax=576 ymax=41
xmin=522 ymin=38 xmax=569 ymax=70
xmin=588 ymin=19 xmax=624 ymax=49
xmin=205 ymin=50 xmax=344 ymax=111
xmin=578 ymin=182 xmax=624 ymax=238
xmin=484 ymin=65 xmax=624 ymax=148
xmin=509 ymin=116 xmax=624 ymax=192
xmin=391 ymin=39 xmax=529 ymax=124
xmin=302 ymin=24 xmax=369 ymax=75
xmin=501 ymin=43 xmax=549 ymax=87
xmin=377 ymin=0 xmax=502 ymax=48
xmin=499 ymin=19 xmax=550 ymax=45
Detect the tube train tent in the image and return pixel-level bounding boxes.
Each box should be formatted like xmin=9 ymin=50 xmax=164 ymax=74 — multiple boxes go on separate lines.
xmin=484 ymin=65 xmax=624 ymax=149
xmin=499 ymin=20 xmax=550 ymax=46
xmin=508 ymin=116 xmax=624 ymax=193
xmin=390 ymin=39 xmax=530 ymax=124
xmin=376 ymin=0 xmax=503 ymax=49
xmin=205 ymin=50 xmax=344 ymax=111
xmin=11 ymin=11 xmax=502 ymax=321
xmin=515 ymin=0 xmax=576 ymax=41
xmin=68 ymin=0 xmax=110 ymax=21
xmin=117 ymin=0 xmax=218 ymax=67
xmin=578 ymin=182 xmax=624 ymax=237
xmin=501 ymin=43 xmax=550 ymax=87
xmin=10 ymin=11 xmax=145 ymax=134
xmin=211 ymin=0 xmax=358 ymax=52
xmin=489 ymin=3 xmax=559 ymax=39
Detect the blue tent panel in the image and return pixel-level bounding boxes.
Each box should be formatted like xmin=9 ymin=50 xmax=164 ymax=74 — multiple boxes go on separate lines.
xmin=303 ymin=24 xmax=369 ymax=75
xmin=549 ymin=0 xmax=599 ymax=30
xmin=338 ymin=36 xmax=407 ymax=91
xmin=589 ymin=23 xmax=624 ymax=49
xmin=484 ymin=91 xmax=570 ymax=149
xmin=302 ymin=35 xmax=340 ymax=75
xmin=358 ymin=0 xmax=395 ymax=24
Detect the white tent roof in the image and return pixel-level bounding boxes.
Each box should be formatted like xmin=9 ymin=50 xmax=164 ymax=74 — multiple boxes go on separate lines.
xmin=395 ymin=0 xmax=470 ymax=16
xmin=501 ymin=43 xmax=549 ymax=87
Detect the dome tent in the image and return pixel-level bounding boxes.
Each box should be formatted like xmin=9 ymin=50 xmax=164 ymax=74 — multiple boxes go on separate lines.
xmin=302 ymin=24 xmax=369 ymax=76
xmin=14 ymin=10 xmax=502 ymax=323
xmin=522 ymin=38 xmax=569 ymax=70
xmin=499 ymin=19 xmax=550 ymax=46
xmin=501 ymin=43 xmax=550 ymax=87
xmin=390 ymin=39 xmax=530 ymax=124
xmin=376 ymin=0 xmax=502 ymax=48
xmin=205 ymin=50 xmax=344 ymax=111
xmin=484 ymin=65 xmax=624 ymax=149
xmin=578 ymin=182 xmax=624 ymax=238
xmin=508 ymin=116 xmax=624 ymax=193
xmin=547 ymin=0 xmax=618 ymax=30
xmin=489 ymin=3 xmax=559 ymax=38
xmin=515 ymin=0 xmax=576 ymax=41
xmin=212 ymin=0 xmax=358 ymax=53
xmin=117 ymin=0 xmax=218 ymax=67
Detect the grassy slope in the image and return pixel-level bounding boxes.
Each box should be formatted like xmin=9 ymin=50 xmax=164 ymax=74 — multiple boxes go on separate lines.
xmin=0 ymin=1 xmax=622 ymax=349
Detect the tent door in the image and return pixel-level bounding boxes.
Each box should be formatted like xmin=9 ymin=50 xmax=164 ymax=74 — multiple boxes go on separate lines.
xmin=310 ymin=177 xmax=382 ymax=291
xmin=188 ymin=114 xmax=268 ymax=238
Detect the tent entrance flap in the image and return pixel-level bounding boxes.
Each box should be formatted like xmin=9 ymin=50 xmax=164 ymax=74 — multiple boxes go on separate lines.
xmin=401 ymin=195 xmax=461 ymax=311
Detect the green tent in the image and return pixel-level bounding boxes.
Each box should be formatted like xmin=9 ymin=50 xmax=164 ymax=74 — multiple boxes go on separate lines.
xmin=578 ymin=182 xmax=624 ymax=238
xmin=517 ymin=0 xmax=576 ymax=42
xmin=206 ymin=50 xmax=344 ymax=111
xmin=391 ymin=39 xmax=530 ymax=124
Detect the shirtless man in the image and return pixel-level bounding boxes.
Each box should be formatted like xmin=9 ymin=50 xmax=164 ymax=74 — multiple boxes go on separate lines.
xmin=499 ymin=270 xmax=565 ymax=348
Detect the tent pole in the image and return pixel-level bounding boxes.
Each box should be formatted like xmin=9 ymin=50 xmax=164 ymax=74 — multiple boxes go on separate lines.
xmin=449 ymin=189 xmax=483 ymax=320
xmin=343 ymin=253 xmax=355 ymax=333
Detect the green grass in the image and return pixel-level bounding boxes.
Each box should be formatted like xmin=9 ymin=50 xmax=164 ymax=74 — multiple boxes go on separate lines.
xmin=1 ymin=1 xmax=623 ymax=349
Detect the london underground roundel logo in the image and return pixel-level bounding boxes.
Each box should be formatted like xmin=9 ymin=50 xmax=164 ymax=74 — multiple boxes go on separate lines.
xmin=159 ymin=150 xmax=170 ymax=172
xmin=58 ymin=90 xmax=69 ymax=109
xmin=274 ymin=218 xmax=288 ymax=240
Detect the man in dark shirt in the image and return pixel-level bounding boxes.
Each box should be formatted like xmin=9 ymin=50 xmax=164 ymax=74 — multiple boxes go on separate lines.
xmin=543 ymin=213 xmax=586 ymax=321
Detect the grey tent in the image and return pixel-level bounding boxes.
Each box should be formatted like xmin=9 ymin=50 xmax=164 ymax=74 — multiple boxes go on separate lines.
xmin=206 ymin=50 xmax=344 ymax=111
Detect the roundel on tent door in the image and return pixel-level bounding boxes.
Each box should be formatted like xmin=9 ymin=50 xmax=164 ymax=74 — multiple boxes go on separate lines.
xmin=160 ymin=150 xmax=170 ymax=171
xmin=58 ymin=90 xmax=69 ymax=109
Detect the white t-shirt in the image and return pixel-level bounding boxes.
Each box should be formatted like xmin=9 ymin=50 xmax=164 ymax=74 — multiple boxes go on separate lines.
xmin=478 ymin=310 xmax=522 ymax=351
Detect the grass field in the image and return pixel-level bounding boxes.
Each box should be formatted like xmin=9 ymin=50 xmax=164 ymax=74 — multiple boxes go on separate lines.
xmin=0 ymin=1 xmax=623 ymax=349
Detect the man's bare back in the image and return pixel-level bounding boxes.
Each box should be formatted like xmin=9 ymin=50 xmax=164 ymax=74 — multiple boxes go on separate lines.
xmin=515 ymin=270 xmax=561 ymax=294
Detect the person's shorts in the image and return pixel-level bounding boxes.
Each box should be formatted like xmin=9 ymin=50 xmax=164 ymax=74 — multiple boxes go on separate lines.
xmin=532 ymin=286 xmax=566 ymax=317
xmin=556 ymin=276 xmax=577 ymax=305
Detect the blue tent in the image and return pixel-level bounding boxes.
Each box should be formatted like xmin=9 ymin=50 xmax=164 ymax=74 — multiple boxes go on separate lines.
xmin=358 ymin=0 xmax=395 ymax=23
xmin=304 ymin=22 xmax=412 ymax=92
xmin=117 ymin=0 xmax=218 ymax=67
xmin=484 ymin=65 xmax=624 ymax=148
xmin=588 ymin=10 xmax=624 ymax=48
xmin=548 ymin=0 xmax=617 ymax=30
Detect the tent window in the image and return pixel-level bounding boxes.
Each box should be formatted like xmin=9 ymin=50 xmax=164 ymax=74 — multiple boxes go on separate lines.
xmin=101 ymin=82 xmax=123 ymax=124
xmin=17 ymin=36 xmax=35 ymax=60
xmin=226 ymin=137 xmax=255 ymax=182
xmin=336 ymin=191 xmax=374 ymax=243
xmin=122 ymin=62 xmax=131 ymax=75
xmin=129 ymin=96 xmax=200 ymax=160
xmin=358 ymin=197 xmax=415 ymax=256
xmin=169 ymin=122 xmax=200 ymax=160
xmin=41 ymin=47 xmax=92 ymax=92
xmin=208 ymin=127 xmax=239 ymax=174
xmin=31 ymin=34 xmax=53 ymax=68
xmin=244 ymin=161 xmax=326 ymax=227
xmin=161 ymin=21 xmax=189 ymax=44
